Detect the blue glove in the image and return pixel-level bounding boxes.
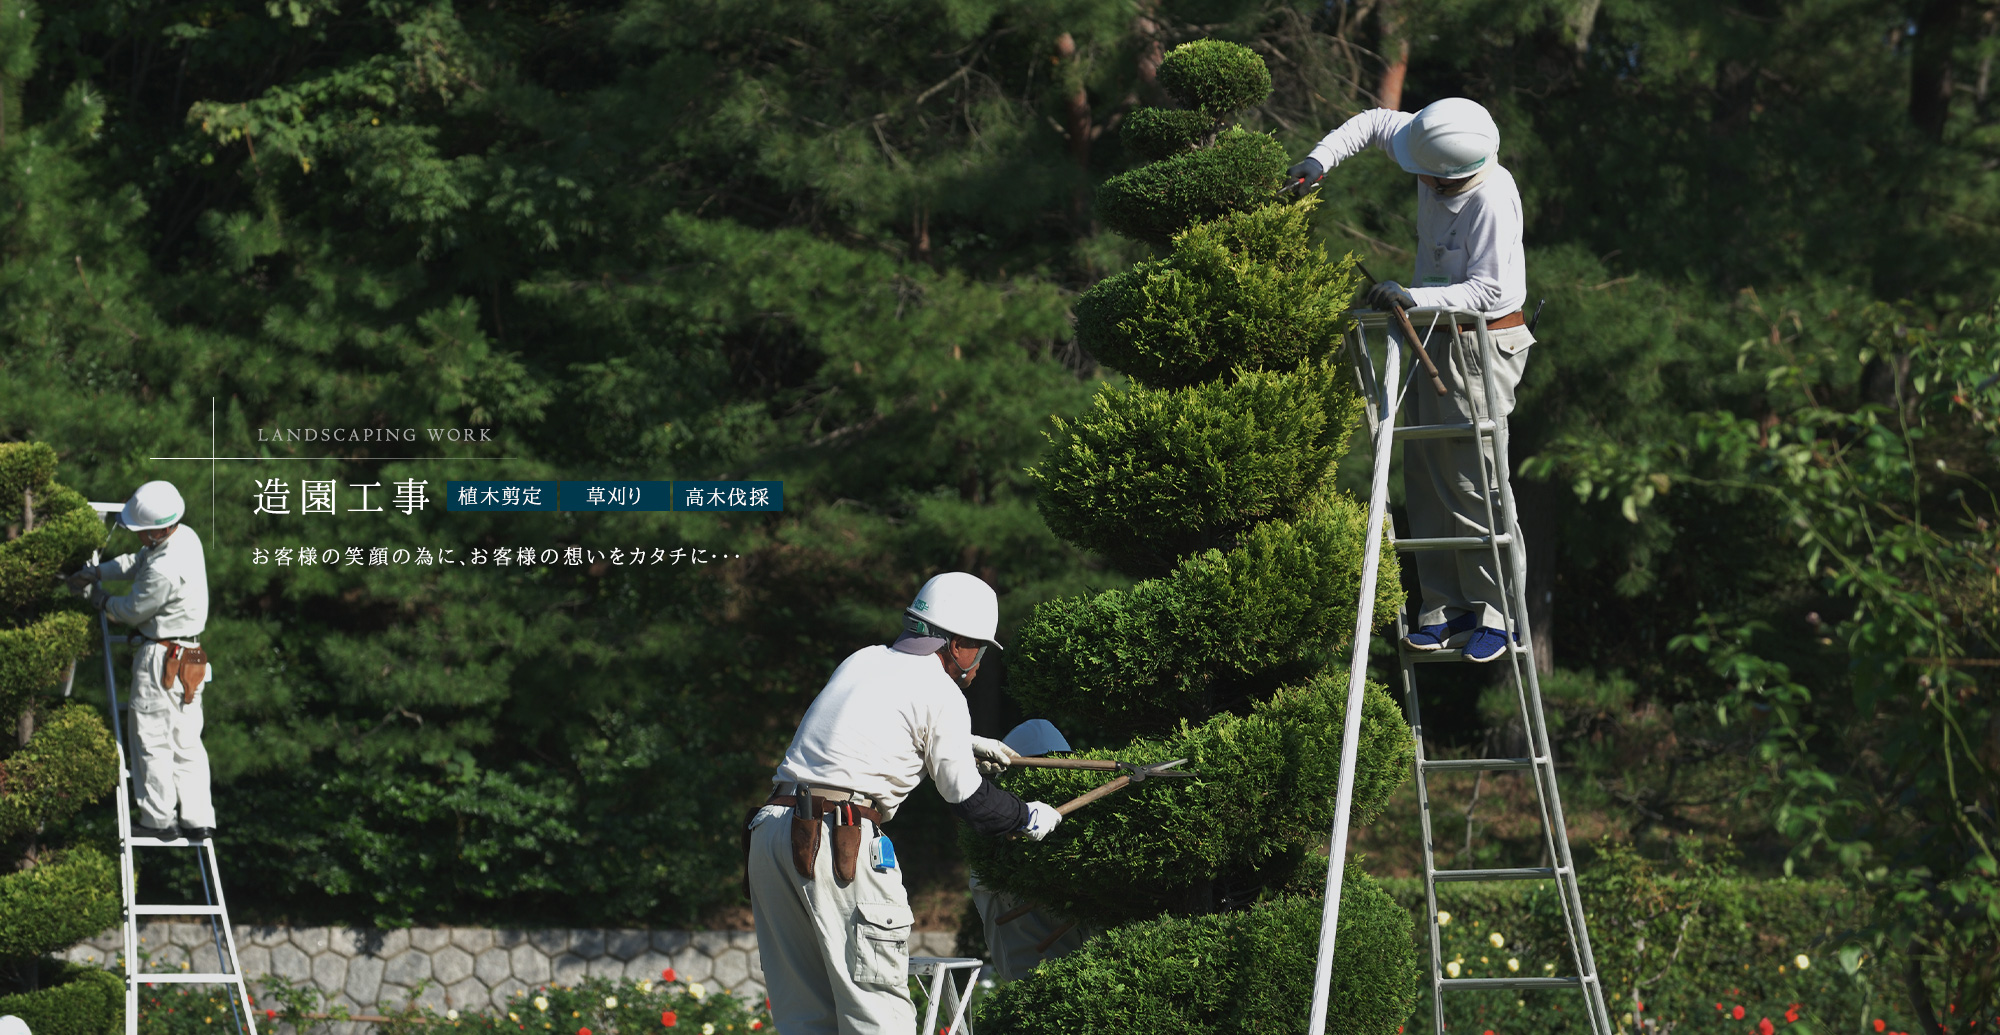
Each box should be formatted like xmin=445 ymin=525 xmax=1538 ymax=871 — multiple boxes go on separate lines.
xmin=1281 ymin=157 xmax=1324 ymax=198
xmin=1367 ymin=280 xmax=1417 ymax=311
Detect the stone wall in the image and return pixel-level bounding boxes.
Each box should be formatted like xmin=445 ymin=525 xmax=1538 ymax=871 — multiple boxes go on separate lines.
xmin=62 ymin=925 xmax=962 ymax=1015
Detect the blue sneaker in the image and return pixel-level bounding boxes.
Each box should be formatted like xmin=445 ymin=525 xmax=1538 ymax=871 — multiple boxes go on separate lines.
xmin=1462 ymin=626 xmax=1515 ymax=663
xmin=1403 ymin=612 xmax=1477 ymax=651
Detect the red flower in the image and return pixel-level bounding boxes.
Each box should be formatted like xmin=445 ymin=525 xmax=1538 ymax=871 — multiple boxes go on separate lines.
xmin=662 ymin=969 xmax=677 ymax=983
xmin=1484 ymin=1030 xmax=1495 ymax=1035
xmin=661 ymin=1012 xmax=677 ymax=1028
xmin=1877 ymin=1022 xmax=1887 ymax=1032
xmin=1760 ymin=1018 xmax=1776 ymax=1035
xmin=1733 ymin=1006 xmax=1747 ymax=1020
xmin=1787 ymin=1008 xmax=1801 ymax=1023
xmin=1718 ymin=1004 xmax=1726 ymax=1012
xmin=580 ymin=1029 xmax=591 ymax=1035
xmin=266 ymin=1011 xmax=277 ymax=1020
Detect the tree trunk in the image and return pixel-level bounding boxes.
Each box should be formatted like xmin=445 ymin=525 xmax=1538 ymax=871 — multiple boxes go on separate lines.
xmin=1055 ymin=33 xmax=1094 ymax=230
xmin=1905 ymin=954 xmax=1946 ymax=1035
xmin=1910 ymin=0 xmax=1966 ymax=142
xmin=1377 ymin=2 xmax=1410 ymax=110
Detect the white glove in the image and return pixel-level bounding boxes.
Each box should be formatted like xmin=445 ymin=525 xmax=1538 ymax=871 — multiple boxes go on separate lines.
xmin=971 ymin=735 xmax=1018 ymax=778
xmin=1021 ymin=801 xmax=1062 ymax=841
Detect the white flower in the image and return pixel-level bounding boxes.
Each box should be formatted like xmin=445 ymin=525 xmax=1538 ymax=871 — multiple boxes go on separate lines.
xmin=638 ymin=981 xmax=654 ymax=994
xmin=1436 ymin=910 xmax=1452 ymax=927
xmin=603 ymin=997 xmax=618 ymax=1009
xmin=1795 ymin=953 xmax=1811 ymax=970
xmin=1506 ymin=958 xmax=1520 ymax=972
xmin=687 ymin=983 xmax=706 ymax=1001
xmin=1488 ymin=931 xmax=1506 ymax=949
xmin=447 ymin=1011 xmax=460 ymax=1021
xmin=534 ymin=996 xmax=549 ymax=1012
xmin=1543 ymin=962 xmax=1557 ymax=973
xmin=1444 ymin=961 xmax=1461 ymax=978
xmin=701 ymin=1025 xmax=715 ymax=1035
xmin=508 ymin=1014 xmax=519 ymax=1022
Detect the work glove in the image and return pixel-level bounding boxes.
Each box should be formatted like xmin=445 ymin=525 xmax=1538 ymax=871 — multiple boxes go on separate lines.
xmin=1021 ymin=801 xmax=1063 ymax=841
xmin=1280 ymin=157 xmax=1324 ymax=199
xmin=63 ymin=567 xmax=100 ymax=597
xmin=971 ymin=736 xmax=1019 ymax=779
xmin=1366 ymin=280 xmax=1418 ymax=312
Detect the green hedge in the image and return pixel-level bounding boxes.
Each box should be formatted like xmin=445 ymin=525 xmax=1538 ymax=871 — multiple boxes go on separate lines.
xmin=1075 ymin=201 xmax=1360 ymax=388
xmin=0 ymin=701 xmax=120 ymax=839
xmin=1121 ymin=108 xmax=1214 ymax=162
xmin=0 ymin=961 xmax=123 ymax=1035
xmin=1155 ymin=39 xmax=1273 ymax=117
xmin=0 ymin=846 xmax=122 ymax=959
xmin=976 ymin=875 xmax=1415 ymax=1035
xmin=0 ymin=476 xmax=108 ymax=618
xmin=1010 ymin=504 xmax=1402 ymax=735
xmin=1095 ymin=128 xmax=1289 ymax=251
xmin=963 ymin=677 xmax=1411 ymax=928
xmin=1034 ymin=360 xmax=1363 ymax=578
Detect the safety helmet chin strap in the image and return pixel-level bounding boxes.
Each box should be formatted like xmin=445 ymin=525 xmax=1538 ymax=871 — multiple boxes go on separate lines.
xmin=939 ymin=639 xmax=988 ymax=689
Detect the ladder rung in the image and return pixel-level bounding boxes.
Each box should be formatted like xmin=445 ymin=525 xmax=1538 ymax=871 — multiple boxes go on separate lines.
xmin=127 ymin=835 xmax=200 ymax=845
xmin=1393 ymin=419 xmax=1497 ymax=441
xmin=1393 ymin=534 xmax=1513 ymax=552
xmin=131 ymin=974 xmax=244 ymax=984
xmin=1407 ymin=645 xmax=1530 ymax=663
xmin=1442 ymin=977 xmax=1582 ymax=991
xmin=1433 ymin=867 xmax=1555 ymax=883
xmin=132 ymin=905 xmax=226 ymax=916
xmin=1422 ymin=758 xmax=1534 ymax=773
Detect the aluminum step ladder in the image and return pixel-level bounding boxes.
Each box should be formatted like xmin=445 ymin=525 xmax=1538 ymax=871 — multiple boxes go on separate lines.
xmin=1306 ymin=310 xmax=1611 ymax=1035
xmin=86 ymin=502 xmax=259 ymax=1035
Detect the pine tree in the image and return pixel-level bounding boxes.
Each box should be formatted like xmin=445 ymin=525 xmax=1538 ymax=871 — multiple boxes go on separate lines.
xmin=967 ymin=40 xmax=1418 ymax=1033
xmin=0 ymin=442 xmax=123 ymax=1035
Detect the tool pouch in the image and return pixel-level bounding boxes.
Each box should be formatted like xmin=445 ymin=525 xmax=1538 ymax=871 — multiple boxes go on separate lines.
xmin=176 ymin=647 xmax=208 ymax=706
xmin=831 ymin=821 xmax=862 ymax=885
xmin=789 ymin=807 xmax=821 ymax=879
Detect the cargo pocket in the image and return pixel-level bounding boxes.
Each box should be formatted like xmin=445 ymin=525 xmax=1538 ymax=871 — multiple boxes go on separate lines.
xmin=848 ymin=901 xmax=913 ymax=990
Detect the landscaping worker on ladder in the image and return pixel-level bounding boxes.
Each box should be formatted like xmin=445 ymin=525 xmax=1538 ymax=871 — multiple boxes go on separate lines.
xmin=1284 ymin=97 xmax=1533 ymax=663
xmin=64 ymin=480 xmax=215 ymax=840
xmin=746 ymin=572 xmax=1063 ymax=1035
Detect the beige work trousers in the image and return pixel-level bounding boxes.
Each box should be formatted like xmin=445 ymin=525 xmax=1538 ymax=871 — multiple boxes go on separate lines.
xmin=747 ymin=805 xmax=915 ymax=1035
xmin=130 ymin=641 xmax=215 ymax=830
xmin=1403 ymin=323 xmax=1535 ymax=630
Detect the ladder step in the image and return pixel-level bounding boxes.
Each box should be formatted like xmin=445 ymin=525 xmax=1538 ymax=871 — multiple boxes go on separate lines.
xmin=1442 ymin=977 xmax=1582 ymax=991
xmin=1392 ymin=534 xmax=1513 ymax=552
xmin=1432 ymin=867 xmax=1556 ymax=883
xmin=1407 ymin=645 xmax=1530 ymax=663
xmin=1393 ymin=419 xmax=1497 ymax=442
xmin=1422 ymin=758 xmax=1535 ymax=773
xmin=131 ymin=973 xmax=244 ymax=984
xmin=127 ymin=835 xmax=204 ymax=845
xmin=132 ymin=905 xmax=226 ymax=916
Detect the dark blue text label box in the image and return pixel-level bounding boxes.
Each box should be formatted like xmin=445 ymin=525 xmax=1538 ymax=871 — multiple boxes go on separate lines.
xmin=673 ymin=481 xmax=784 ymax=511
xmin=447 ymin=481 xmax=559 ymax=511
xmin=559 ymin=481 xmax=673 ymax=511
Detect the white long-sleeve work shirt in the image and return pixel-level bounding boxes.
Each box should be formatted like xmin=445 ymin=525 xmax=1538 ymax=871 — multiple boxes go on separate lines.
xmin=1307 ymin=109 xmax=1528 ymax=319
xmin=772 ymin=645 xmax=985 ymax=821
xmin=92 ymin=526 xmax=209 ymax=642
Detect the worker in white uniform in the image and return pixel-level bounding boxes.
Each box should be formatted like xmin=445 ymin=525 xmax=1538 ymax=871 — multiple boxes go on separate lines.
xmin=746 ymin=572 xmax=1062 ymax=1035
xmin=1284 ymin=97 xmax=1533 ymax=663
xmin=969 ymin=719 xmax=1095 ymax=983
xmin=65 ymin=480 xmax=215 ymax=840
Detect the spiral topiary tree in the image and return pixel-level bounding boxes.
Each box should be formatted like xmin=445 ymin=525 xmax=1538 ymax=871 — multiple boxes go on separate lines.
xmin=0 ymin=441 xmax=124 ymax=1035
xmin=966 ymin=40 xmax=1419 ymax=1034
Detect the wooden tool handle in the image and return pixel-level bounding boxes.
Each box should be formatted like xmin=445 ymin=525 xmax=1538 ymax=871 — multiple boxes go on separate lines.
xmin=1008 ymin=757 xmax=1121 ymax=771
xmin=995 ymin=902 xmax=1037 ymax=926
xmin=1056 ymin=775 xmax=1132 ymax=815
xmin=1389 ymin=303 xmax=1450 ymax=397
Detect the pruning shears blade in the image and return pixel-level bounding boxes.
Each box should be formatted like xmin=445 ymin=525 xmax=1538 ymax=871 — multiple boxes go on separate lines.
xmin=1123 ymin=757 xmax=1193 ymax=783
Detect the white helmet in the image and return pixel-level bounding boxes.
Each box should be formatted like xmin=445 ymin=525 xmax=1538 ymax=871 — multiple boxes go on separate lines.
xmin=1392 ymin=97 xmax=1500 ymax=179
xmin=120 ymin=480 xmax=185 ymax=531
xmin=905 ymin=572 xmax=1003 ymax=649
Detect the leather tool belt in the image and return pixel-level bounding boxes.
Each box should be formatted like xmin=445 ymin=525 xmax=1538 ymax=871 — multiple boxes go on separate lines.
xmin=129 ymin=634 xmax=208 ymax=705
xmin=767 ymin=789 xmax=885 ymax=885
xmin=1456 ymin=310 xmax=1526 ymax=334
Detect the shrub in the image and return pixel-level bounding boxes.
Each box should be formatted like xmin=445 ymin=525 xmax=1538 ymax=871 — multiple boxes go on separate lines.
xmin=0 ymin=702 xmax=120 ymax=839
xmin=1156 ymin=39 xmax=1273 ymax=117
xmin=1094 ymin=128 xmax=1288 ymax=251
xmin=0 ymin=846 xmax=123 ymax=958
xmin=252 ymin=973 xmax=774 ymax=1035
xmin=0 ymin=961 xmax=123 ymax=1035
xmin=1120 ymin=108 xmax=1215 ymax=162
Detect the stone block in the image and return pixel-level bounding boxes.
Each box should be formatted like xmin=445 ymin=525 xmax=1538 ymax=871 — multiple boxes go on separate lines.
xmin=293 ymin=927 xmax=332 ymax=956
xmin=474 ymin=948 xmax=512 ymax=987
xmin=271 ymin=944 xmax=311 ymax=982
xmin=445 ymin=977 xmax=490 ymax=1013
xmin=450 ymin=928 xmax=495 ymax=954
xmin=412 ymin=981 xmax=448 ymax=1013
xmin=587 ymin=956 xmax=626 ymax=981
xmin=569 ymin=931 xmax=605 ymax=959
xmin=622 ymin=953 xmax=671 ymax=982
xmin=727 ymin=931 xmax=757 ymax=950
xmin=710 ymin=949 xmax=749 ymax=990
xmin=345 ymin=955 xmax=385 ymax=1008
xmin=246 ymin=926 xmax=286 ymax=948
xmin=551 ymin=955 xmax=588 ymax=986
xmin=734 ymin=979 xmax=764 ymax=1005
xmin=411 ymin=928 xmax=451 ymax=952
xmin=494 ymin=929 xmax=529 ymax=949
xmin=384 ymin=950 xmax=431 ymax=986
xmin=648 ymin=931 xmax=688 ymax=956
xmin=605 ymin=930 xmax=649 ymax=960
xmin=237 ymin=945 xmax=272 ymax=977
xmin=528 ymin=930 xmax=567 ymax=955
xmin=490 ymin=978 xmax=530 ymax=1006
xmin=432 ymin=946 xmax=474 ymax=986
xmin=746 ymin=949 xmax=764 ymax=982
xmin=184 ymin=943 xmax=221 ymax=975
xmin=688 ymin=931 xmax=730 ymax=956
xmin=377 ymin=929 xmax=410 ymax=958
xmin=312 ymin=953 xmax=348 ymax=993
xmin=668 ymin=950 xmax=712 ymax=983
xmin=167 ymin=922 xmax=204 ymax=948
xmin=510 ymin=944 xmax=551 ymax=984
